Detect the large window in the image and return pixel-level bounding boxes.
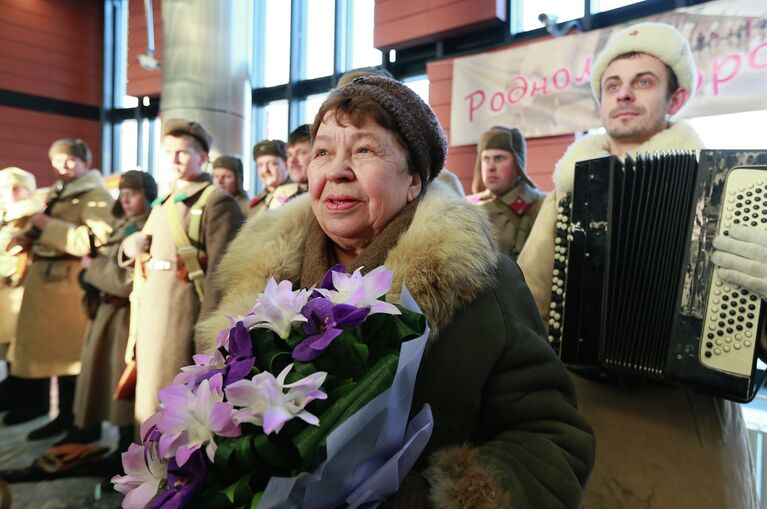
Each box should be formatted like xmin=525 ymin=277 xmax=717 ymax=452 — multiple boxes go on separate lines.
xmin=512 ymin=0 xmax=651 ymax=33
xmin=251 ymin=0 xmax=407 ymax=147
xmin=513 ymin=0 xmax=584 ymax=33
xmin=263 ymin=100 xmax=290 ymax=141
xmin=303 ymin=92 xmax=330 ymax=126
xmin=260 ymin=0 xmax=291 ymax=87
xmin=303 ymin=0 xmax=335 ymax=80
xmin=349 ymin=0 xmax=382 ymax=69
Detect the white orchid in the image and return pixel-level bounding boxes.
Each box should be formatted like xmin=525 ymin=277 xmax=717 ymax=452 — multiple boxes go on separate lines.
xmin=111 ymin=443 xmax=168 ymax=509
xmin=315 ymin=266 xmax=401 ymax=316
xmin=156 ymin=374 xmax=241 ymax=466
xmin=225 ymin=364 xmax=327 ymax=434
xmin=250 ymin=278 xmax=310 ymax=339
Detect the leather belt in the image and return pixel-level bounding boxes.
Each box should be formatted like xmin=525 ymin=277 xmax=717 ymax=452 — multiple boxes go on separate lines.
xmin=32 ymin=254 xmax=79 ymax=262
xmin=101 ymin=293 xmax=129 ymax=307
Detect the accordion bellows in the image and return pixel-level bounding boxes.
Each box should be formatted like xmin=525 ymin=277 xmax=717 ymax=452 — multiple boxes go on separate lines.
xmin=549 ymin=150 xmax=767 ymax=402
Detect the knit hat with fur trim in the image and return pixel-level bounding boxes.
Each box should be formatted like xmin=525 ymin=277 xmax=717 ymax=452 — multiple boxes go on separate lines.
xmin=48 ymin=138 xmax=92 ymax=165
xmin=0 ymin=167 xmax=36 ymax=193
xmin=112 ymin=170 xmax=158 ymax=218
xmin=591 ymin=22 xmax=696 ymax=102
xmin=472 ymin=126 xmax=532 ymax=194
xmin=315 ymin=75 xmax=447 ymax=184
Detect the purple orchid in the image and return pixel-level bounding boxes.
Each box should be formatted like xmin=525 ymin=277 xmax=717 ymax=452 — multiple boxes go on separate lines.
xmin=172 ymin=351 xmax=226 ymax=387
xmin=319 ymin=264 xmax=346 ymax=290
xmin=175 ymin=321 xmax=255 ymax=387
xmin=112 ymin=443 xmax=169 ymax=509
xmin=226 ymin=364 xmax=327 ymax=434
xmin=156 ymin=374 xmax=241 ymax=466
xmin=215 ymin=313 xmax=259 ymax=349
xmin=314 ymin=266 xmax=401 ymax=316
xmin=146 ymin=450 xmax=207 ymax=509
xmin=292 ymin=299 xmax=371 ymax=361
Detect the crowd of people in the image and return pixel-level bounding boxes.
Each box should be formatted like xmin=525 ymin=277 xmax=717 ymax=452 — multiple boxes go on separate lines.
xmin=0 ymin=21 xmax=765 ymax=508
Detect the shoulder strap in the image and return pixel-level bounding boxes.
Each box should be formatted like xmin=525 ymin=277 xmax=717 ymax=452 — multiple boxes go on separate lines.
xmin=492 ymin=197 xmax=523 ymax=225
xmin=163 ymin=198 xmax=206 ymax=301
xmin=189 ymin=185 xmax=216 ymax=245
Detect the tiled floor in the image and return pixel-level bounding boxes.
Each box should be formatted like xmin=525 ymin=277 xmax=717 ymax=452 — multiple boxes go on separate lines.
xmin=0 ymin=376 xmax=125 ymax=509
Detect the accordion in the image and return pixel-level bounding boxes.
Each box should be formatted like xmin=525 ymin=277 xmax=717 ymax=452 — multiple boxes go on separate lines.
xmin=548 ymin=149 xmax=767 ymax=402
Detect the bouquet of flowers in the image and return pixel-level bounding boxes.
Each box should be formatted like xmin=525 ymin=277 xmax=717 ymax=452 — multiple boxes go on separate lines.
xmin=112 ymin=265 xmax=433 ymax=509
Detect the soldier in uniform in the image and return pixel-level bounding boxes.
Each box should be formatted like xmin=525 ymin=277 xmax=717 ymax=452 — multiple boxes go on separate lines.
xmin=59 ymin=171 xmax=157 ymax=449
xmin=286 ymin=124 xmax=311 ymax=191
xmin=212 ymin=155 xmax=249 ymax=215
xmin=467 ymin=126 xmax=546 ymax=258
xmin=6 ymin=139 xmax=113 ymax=440
xmin=122 ymin=119 xmax=243 ymax=424
xmin=0 ymin=167 xmax=43 ymax=413
xmin=248 ymin=139 xmax=302 ymax=217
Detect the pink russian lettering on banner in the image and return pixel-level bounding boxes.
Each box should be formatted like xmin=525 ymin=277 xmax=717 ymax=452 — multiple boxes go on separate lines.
xmin=450 ymin=0 xmax=767 ymax=145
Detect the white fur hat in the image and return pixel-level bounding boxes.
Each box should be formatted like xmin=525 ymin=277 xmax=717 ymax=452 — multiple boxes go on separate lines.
xmin=0 ymin=167 xmax=36 ymax=192
xmin=591 ymin=22 xmax=696 ymax=102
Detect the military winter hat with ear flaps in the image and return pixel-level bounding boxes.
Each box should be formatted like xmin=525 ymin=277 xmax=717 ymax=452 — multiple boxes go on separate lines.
xmin=212 ymin=156 xmax=245 ymax=182
xmin=590 ymin=22 xmax=697 ymax=102
xmin=161 ymin=118 xmax=213 ymax=152
xmin=112 ymin=170 xmax=158 ymax=218
xmin=253 ymin=140 xmax=288 ymax=161
xmin=472 ymin=126 xmax=532 ymax=194
xmin=330 ymin=75 xmax=448 ymax=184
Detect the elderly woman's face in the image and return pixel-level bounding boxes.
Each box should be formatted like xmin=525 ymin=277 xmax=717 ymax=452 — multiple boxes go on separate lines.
xmin=309 ymin=113 xmax=421 ymax=250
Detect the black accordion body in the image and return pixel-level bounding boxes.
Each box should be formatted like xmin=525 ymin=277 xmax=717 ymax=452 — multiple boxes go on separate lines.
xmin=548 ymin=149 xmax=767 ymax=402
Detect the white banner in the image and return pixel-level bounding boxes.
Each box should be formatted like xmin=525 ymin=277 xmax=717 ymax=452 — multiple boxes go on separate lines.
xmin=449 ymin=0 xmax=767 ymax=146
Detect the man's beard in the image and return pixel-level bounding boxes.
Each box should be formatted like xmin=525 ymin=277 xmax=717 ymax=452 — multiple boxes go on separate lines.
xmin=606 ymin=109 xmax=666 ymax=143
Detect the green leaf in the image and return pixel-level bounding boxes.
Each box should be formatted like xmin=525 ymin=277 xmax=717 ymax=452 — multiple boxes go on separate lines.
xmin=252 ymin=329 xmax=292 ymax=373
xmin=222 ymin=473 xmax=254 ymax=505
xmin=292 ymin=353 xmax=399 ymax=468
xmin=252 ymin=433 xmax=300 ymax=471
xmin=324 ymin=331 xmax=369 ymax=379
xmin=251 ymin=492 xmax=263 ymax=509
xmin=215 ymin=434 xmax=255 ymax=467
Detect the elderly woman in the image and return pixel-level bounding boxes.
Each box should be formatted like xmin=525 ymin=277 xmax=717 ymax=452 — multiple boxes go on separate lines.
xmin=197 ymin=76 xmax=594 ymax=508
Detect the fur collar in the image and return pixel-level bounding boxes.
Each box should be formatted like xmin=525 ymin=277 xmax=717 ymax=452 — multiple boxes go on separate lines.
xmin=56 ymin=170 xmax=107 ymax=200
xmin=196 ymin=180 xmax=499 ymax=352
xmin=2 ymin=197 xmax=43 ymax=222
xmin=552 ymin=121 xmax=704 ymax=193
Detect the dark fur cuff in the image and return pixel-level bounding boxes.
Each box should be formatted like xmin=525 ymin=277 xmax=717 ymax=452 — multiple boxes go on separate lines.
xmin=424 ymin=445 xmax=511 ymax=509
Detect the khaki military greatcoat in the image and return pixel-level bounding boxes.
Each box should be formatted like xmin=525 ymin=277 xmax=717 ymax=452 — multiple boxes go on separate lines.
xmin=13 ymin=171 xmax=113 ymax=378
xmin=133 ymin=174 xmax=243 ymax=424
xmin=0 ymin=197 xmax=43 ymax=358
xmin=247 ymin=182 xmax=304 ymax=218
xmin=73 ymin=212 xmax=149 ymax=428
xmin=467 ymin=180 xmax=545 ymax=258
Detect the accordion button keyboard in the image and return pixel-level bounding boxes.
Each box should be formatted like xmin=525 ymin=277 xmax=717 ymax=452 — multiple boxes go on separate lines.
xmin=700 ymin=168 xmax=766 ymax=377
